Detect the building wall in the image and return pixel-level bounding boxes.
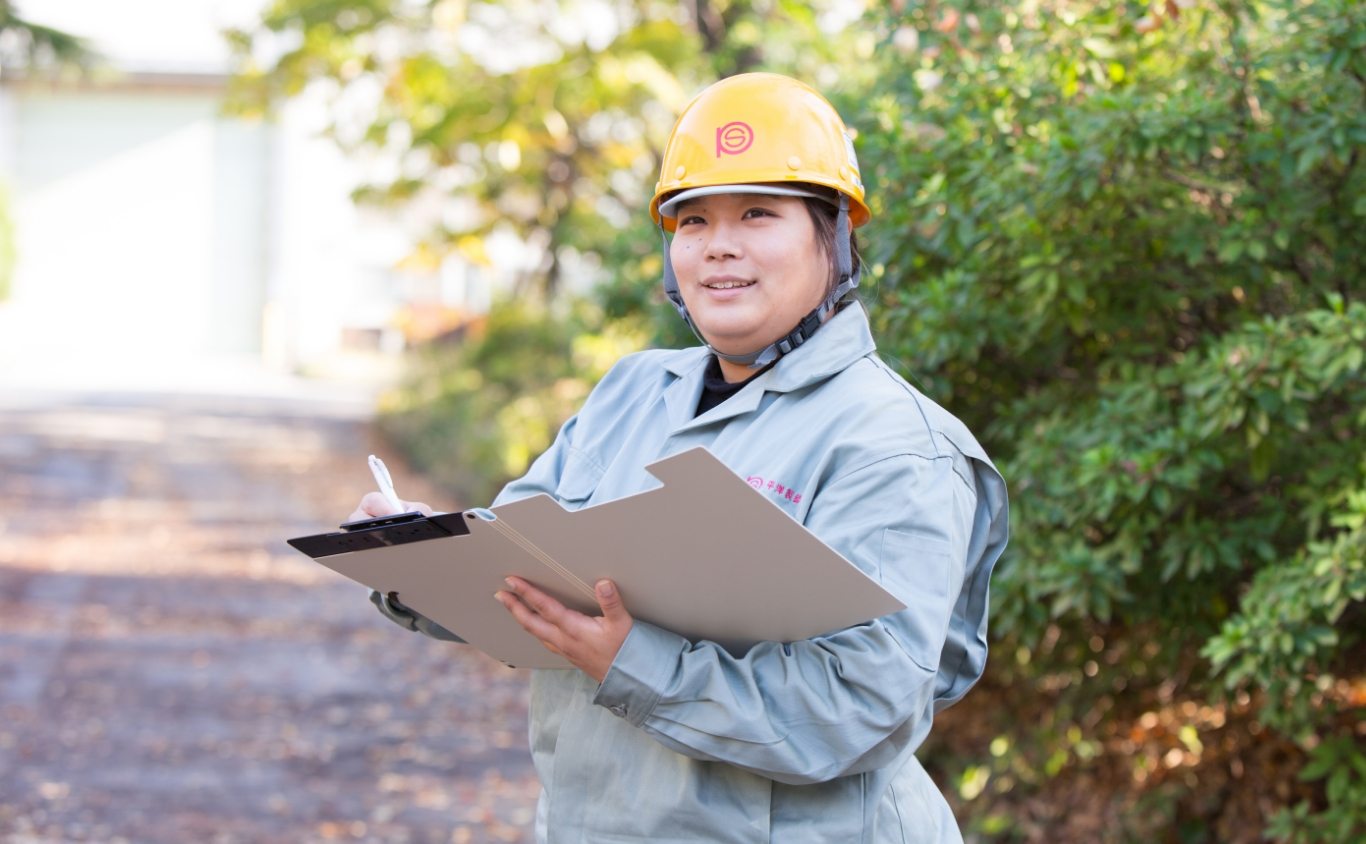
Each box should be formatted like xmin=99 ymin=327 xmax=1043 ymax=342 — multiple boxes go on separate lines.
xmin=0 ymin=77 xmax=441 ymax=381
xmin=0 ymin=82 xmax=268 ymax=361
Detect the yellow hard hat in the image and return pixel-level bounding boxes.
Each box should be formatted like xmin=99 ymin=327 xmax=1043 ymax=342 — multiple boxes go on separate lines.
xmin=650 ymin=72 xmax=870 ymax=232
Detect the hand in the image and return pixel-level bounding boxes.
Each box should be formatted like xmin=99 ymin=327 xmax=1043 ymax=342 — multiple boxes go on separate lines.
xmin=495 ymin=576 xmax=633 ymax=683
xmin=348 ymin=492 xmax=434 ymax=522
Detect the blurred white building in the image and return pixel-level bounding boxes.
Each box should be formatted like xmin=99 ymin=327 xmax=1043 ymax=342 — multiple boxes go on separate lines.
xmin=0 ymin=0 xmax=487 ymax=393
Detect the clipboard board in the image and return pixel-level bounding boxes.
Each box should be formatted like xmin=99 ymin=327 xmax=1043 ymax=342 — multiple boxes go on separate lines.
xmin=288 ymin=447 xmax=905 ymax=669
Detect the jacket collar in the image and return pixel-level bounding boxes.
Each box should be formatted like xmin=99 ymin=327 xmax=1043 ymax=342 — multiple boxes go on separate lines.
xmin=660 ymin=305 xmax=877 ymax=430
xmin=764 ymin=303 xmax=878 ymax=393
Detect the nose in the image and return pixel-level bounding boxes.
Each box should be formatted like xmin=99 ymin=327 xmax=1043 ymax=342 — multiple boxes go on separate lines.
xmin=702 ymin=220 xmax=742 ymax=261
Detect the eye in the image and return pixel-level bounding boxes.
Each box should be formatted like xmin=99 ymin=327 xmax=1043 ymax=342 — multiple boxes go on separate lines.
xmin=677 ymin=214 xmax=706 ymax=227
xmin=742 ymin=206 xmax=776 ymax=219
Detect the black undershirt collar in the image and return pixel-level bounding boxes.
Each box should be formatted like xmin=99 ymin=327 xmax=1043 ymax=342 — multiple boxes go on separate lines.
xmin=695 ymin=355 xmax=774 ymax=417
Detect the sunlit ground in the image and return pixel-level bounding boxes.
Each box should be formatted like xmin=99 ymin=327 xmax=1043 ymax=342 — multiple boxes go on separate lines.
xmin=0 ymin=377 xmax=539 ymax=843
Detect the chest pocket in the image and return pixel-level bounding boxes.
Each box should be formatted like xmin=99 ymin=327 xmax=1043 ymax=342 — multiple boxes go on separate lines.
xmin=554 ymin=447 xmax=605 ymax=509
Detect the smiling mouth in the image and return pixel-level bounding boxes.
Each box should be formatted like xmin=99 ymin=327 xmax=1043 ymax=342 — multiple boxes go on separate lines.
xmin=703 ymin=279 xmax=756 ymax=290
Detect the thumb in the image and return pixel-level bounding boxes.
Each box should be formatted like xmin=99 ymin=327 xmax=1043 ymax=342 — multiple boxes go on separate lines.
xmin=595 ymin=579 xmax=626 ymax=619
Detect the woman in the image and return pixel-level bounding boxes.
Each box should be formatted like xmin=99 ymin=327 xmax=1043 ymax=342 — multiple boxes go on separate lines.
xmin=355 ymin=73 xmax=1008 ymax=843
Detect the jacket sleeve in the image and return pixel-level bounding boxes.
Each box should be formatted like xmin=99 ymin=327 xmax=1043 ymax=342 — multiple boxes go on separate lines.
xmin=592 ymin=451 xmax=985 ymax=786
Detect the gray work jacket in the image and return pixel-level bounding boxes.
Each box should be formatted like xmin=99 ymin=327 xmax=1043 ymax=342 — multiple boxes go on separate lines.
xmin=485 ymin=305 xmax=1009 ymax=843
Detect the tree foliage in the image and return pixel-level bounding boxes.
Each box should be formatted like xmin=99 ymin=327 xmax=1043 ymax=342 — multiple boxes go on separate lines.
xmin=0 ymin=1 xmax=96 ymax=76
xmin=855 ymin=0 xmax=1365 ymax=838
xmin=227 ymin=0 xmax=856 ymax=300
xmin=375 ymin=296 xmax=646 ymax=505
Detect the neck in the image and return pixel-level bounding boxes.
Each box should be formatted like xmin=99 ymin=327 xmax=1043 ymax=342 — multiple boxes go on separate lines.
xmin=716 ymin=356 xmax=757 ymax=383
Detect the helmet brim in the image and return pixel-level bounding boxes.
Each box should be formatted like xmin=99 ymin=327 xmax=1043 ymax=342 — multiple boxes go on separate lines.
xmin=656 ymin=183 xmax=831 ymax=220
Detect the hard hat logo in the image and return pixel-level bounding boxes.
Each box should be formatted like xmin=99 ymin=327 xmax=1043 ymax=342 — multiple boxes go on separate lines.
xmin=716 ymin=121 xmax=755 ymax=157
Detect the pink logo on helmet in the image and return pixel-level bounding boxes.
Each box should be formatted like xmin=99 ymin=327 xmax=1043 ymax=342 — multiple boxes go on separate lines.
xmin=716 ymin=121 xmax=754 ymax=157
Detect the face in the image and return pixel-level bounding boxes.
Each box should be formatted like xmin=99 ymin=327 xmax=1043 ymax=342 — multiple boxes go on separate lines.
xmin=669 ymin=192 xmax=828 ymax=363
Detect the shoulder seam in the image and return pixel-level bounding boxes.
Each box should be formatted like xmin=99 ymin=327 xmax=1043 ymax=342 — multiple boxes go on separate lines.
xmin=826 ymin=451 xmax=971 ymax=493
xmin=851 ymin=355 xmax=945 ymax=459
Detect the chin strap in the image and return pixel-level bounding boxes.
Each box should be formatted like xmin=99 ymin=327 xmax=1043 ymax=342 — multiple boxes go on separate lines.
xmin=660 ymin=194 xmax=860 ymax=369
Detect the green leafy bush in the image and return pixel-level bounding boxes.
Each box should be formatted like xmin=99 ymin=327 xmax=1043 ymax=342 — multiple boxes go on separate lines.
xmin=376 ymin=297 xmax=645 ymax=506
xmin=855 ymin=0 xmax=1364 ymax=838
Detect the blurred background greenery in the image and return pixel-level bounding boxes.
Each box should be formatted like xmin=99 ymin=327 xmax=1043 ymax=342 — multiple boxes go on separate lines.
xmin=59 ymin=0 xmax=1362 ymax=840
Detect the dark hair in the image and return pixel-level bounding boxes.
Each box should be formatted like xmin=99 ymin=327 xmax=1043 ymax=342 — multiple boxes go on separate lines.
xmin=803 ymin=195 xmax=862 ymax=304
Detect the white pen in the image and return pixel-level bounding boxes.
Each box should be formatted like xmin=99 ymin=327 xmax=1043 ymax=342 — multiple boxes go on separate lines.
xmin=368 ymin=454 xmax=406 ymax=513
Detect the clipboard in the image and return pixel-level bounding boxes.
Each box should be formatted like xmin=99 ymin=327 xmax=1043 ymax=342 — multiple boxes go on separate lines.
xmin=288 ymin=446 xmax=905 ymax=669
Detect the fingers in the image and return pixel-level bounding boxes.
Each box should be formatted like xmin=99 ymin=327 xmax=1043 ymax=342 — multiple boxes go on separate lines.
xmin=495 ymin=578 xmax=571 ymax=645
xmin=497 ymin=577 xmax=576 ymax=638
xmin=349 ymin=492 xmax=435 ymax=522
xmin=594 ymin=579 xmax=626 ymax=620
xmin=503 ymin=576 xmax=569 ymax=620
xmin=495 ymin=576 xmax=633 ymax=682
xmin=496 ymin=589 xmax=563 ymax=645
xmin=356 ymin=492 xmax=401 ymax=518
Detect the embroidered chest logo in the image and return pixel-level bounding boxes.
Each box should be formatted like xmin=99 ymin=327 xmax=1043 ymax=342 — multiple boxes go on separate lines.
xmin=746 ymin=475 xmax=803 ymax=504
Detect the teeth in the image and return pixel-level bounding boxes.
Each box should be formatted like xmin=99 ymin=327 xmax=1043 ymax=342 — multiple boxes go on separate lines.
xmin=705 ymin=280 xmax=754 ymax=289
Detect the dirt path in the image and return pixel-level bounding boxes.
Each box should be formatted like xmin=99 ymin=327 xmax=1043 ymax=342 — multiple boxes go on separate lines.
xmin=0 ymin=391 xmax=539 ymax=843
